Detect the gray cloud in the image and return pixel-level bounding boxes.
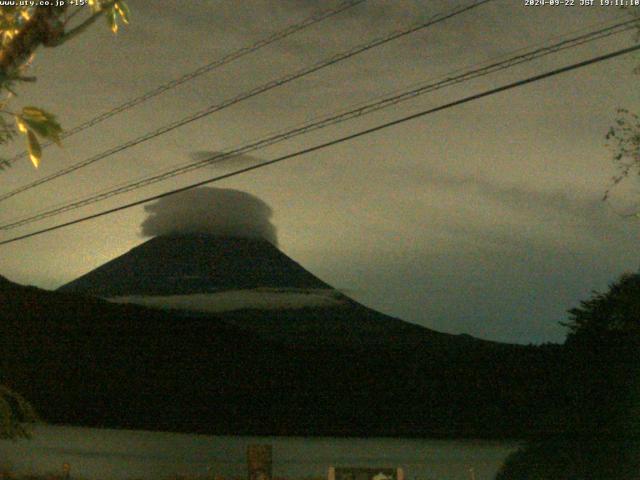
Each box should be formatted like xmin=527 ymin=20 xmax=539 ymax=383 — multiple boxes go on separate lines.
xmin=189 ymin=151 xmax=260 ymax=170
xmin=379 ymin=166 xmax=638 ymax=250
xmin=140 ymin=187 xmax=278 ymax=245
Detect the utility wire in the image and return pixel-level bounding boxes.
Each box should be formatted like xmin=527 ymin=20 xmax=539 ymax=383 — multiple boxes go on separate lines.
xmin=0 ymin=17 xmax=636 ymax=231
xmin=6 ymin=14 xmax=618 ymax=226
xmin=3 ymin=0 xmax=369 ymax=167
xmin=0 ymin=0 xmax=492 ymax=203
xmin=1 ymin=42 xmax=638 ymax=246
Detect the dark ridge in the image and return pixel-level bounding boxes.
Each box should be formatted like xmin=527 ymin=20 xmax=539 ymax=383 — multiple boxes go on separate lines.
xmin=212 ymin=300 xmax=498 ymax=350
xmin=1 ymin=275 xmax=564 ymax=439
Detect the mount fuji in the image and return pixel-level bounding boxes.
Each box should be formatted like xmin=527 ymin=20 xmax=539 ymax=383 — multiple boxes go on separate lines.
xmin=59 ymin=234 xmax=333 ymax=297
xmin=0 ymin=233 xmax=561 ymax=438
xmin=58 ymin=234 xmax=475 ymax=349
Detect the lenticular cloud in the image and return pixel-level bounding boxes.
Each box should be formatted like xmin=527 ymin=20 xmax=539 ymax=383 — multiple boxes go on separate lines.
xmin=140 ymin=187 xmax=278 ymax=246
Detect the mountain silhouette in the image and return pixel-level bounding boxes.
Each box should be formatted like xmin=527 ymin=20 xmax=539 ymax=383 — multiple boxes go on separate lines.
xmin=0 ymin=237 xmax=567 ymax=438
xmin=58 ymin=234 xmax=479 ymax=349
xmin=59 ymin=234 xmax=331 ymax=296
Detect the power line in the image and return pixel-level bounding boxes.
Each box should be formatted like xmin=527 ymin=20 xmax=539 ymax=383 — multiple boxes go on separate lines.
xmin=1 ymin=42 xmax=638 ymax=246
xmin=3 ymin=0 xmax=369 ymax=167
xmin=2 ymin=16 xmax=636 ymax=228
xmin=0 ymin=0 xmax=492 ymax=203
xmin=0 ymin=17 xmax=636 ymax=231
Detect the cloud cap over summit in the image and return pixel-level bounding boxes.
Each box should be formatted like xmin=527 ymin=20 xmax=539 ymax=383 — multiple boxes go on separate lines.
xmin=140 ymin=187 xmax=278 ymax=246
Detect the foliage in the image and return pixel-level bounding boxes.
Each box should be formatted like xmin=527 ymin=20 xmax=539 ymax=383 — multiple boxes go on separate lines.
xmin=496 ymin=274 xmax=640 ymax=479
xmin=495 ymin=439 xmax=640 ymax=480
xmin=0 ymin=384 xmax=37 ymax=439
xmin=604 ymin=109 xmax=640 ymax=214
xmin=603 ymin=8 xmax=640 ymax=213
xmin=560 ymin=273 xmax=640 ymax=439
xmin=560 ymin=272 xmax=640 ymax=342
xmin=0 ymin=1 xmax=129 ymax=168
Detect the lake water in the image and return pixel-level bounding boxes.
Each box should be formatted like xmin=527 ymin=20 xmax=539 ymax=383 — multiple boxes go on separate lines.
xmin=0 ymin=425 xmax=519 ymax=480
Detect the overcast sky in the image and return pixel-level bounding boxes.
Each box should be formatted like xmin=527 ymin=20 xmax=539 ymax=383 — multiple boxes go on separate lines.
xmin=0 ymin=0 xmax=638 ymax=344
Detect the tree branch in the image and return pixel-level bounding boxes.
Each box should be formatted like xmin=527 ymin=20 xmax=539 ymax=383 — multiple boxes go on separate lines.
xmin=0 ymin=6 xmax=67 ymax=77
xmin=49 ymin=1 xmax=116 ymax=47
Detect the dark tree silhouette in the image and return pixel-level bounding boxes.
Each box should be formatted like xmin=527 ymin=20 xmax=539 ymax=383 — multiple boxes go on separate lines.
xmin=562 ymin=272 xmax=640 ymax=343
xmin=496 ymin=272 xmax=640 ymax=479
xmin=496 ymin=440 xmax=640 ymax=480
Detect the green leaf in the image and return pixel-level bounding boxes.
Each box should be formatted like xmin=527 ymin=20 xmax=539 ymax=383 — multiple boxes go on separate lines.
xmin=26 ymin=130 xmax=41 ymax=168
xmin=22 ymin=106 xmax=48 ymax=119
xmin=22 ymin=117 xmax=62 ymax=144
xmin=21 ymin=106 xmax=62 ymax=145
xmin=106 ymin=6 xmax=118 ymax=33
xmin=115 ymin=1 xmax=130 ymax=24
xmin=14 ymin=115 xmax=27 ymax=134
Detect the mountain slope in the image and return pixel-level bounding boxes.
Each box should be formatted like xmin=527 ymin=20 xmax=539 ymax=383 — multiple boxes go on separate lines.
xmin=1 ymin=274 xmax=564 ymax=438
xmin=59 ymin=235 xmax=332 ymax=296
xmin=57 ymin=234 xmax=488 ymax=349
